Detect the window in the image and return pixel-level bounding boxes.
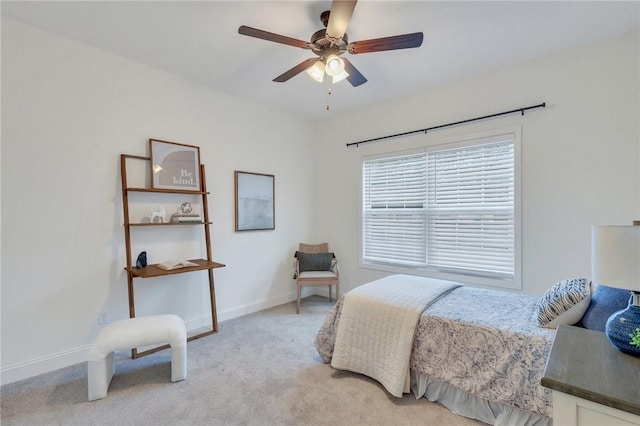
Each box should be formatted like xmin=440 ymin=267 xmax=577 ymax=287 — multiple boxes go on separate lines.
xmin=362 ymin=131 xmax=520 ymax=289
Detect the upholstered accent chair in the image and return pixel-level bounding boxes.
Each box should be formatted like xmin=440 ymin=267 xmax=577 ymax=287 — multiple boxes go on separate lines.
xmin=294 ymin=242 xmax=339 ymax=314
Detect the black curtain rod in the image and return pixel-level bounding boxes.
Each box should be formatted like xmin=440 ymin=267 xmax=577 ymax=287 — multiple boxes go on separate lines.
xmin=346 ymin=102 xmax=546 ymax=148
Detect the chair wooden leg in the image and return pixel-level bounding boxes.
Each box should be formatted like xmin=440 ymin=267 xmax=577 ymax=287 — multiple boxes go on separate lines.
xmin=328 ymin=285 xmax=332 ymax=302
xmin=296 ymin=282 xmax=301 ymax=314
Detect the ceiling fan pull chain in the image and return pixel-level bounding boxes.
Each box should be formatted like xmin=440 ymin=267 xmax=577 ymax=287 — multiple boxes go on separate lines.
xmin=326 ymin=87 xmax=332 ymax=110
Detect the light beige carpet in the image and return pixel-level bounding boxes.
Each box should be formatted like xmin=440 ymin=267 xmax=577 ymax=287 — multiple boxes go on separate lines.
xmin=1 ymin=296 xmax=485 ymax=425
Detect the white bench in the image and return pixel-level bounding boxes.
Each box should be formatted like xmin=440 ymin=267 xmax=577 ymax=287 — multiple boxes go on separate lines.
xmin=88 ymin=314 xmax=187 ymax=401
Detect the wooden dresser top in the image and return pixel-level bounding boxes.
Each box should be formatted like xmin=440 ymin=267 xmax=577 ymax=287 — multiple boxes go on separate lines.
xmin=542 ymin=324 xmax=640 ymax=416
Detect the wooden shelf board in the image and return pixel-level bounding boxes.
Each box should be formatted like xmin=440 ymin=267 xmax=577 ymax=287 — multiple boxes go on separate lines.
xmin=127 ymin=187 xmax=209 ymax=195
xmin=127 ymin=222 xmax=212 ymax=227
xmin=129 ymin=259 xmax=225 ymax=278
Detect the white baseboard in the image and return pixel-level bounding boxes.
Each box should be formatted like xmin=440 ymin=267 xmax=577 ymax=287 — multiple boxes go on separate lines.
xmin=217 ymin=292 xmax=296 ymax=322
xmin=1 ymin=293 xmax=297 ymax=386
xmin=1 ymin=344 xmax=92 ymax=386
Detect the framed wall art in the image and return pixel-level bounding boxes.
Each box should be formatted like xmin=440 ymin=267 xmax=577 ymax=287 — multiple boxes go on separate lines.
xmin=149 ymin=139 xmax=201 ymax=190
xmin=234 ymin=171 xmax=275 ymax=231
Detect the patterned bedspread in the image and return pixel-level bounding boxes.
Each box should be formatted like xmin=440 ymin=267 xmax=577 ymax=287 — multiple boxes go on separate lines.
xmin=314 ymin=283 xmax=556 ymax=418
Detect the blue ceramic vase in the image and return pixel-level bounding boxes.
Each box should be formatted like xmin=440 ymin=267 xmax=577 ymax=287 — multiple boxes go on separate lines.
xmin=605 ymin=303 xmax=640 ymax=356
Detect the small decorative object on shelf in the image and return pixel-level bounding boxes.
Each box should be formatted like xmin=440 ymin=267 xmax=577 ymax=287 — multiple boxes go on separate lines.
xmin=180 ymin=202 xmax=192 ymax=214
xmin=135 ymin=251 xmax=147 ymax=269
xmin=149 ymin=206 xmax=165 ymax=223
xmin=171 ymin=214 xmax=201 ymax=223
xmin=171 ymin=202 xmax=201 ymax=222
xmin=157 ymin=259 xmax=198 ymax=271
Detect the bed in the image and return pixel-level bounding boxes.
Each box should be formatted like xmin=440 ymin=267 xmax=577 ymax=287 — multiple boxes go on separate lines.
xmin=314 ymin=274 xmax=561 ymax=426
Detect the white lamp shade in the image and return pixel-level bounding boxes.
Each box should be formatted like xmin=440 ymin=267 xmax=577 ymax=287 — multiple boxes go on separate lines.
xmin=591 ymin=225 xmax=640 ymax=291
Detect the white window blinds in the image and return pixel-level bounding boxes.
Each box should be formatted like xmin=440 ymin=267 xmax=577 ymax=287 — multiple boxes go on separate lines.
xmin=363 ymin=152 xmax=427 ymax=267
xmin=362 ymin=133 xmax=516 ymax=280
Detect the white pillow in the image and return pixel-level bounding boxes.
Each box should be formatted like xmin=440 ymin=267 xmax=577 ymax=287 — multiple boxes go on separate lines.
xmin=536 ymin=278 xmax=591 ymax=329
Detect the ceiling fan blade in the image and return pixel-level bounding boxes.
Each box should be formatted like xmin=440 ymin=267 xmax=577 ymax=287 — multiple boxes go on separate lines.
xmin=342 ymin=58 xmax=367 ymax=87
xmin=273 ymin=58 xmax=319 ymax=82
xmin=348 ymin=32 xmax=423 ymax=54
xmin=238 ymin=25 xmax=309 ymax=49
xmin=326 ymin=0 xmax=357 ymax=39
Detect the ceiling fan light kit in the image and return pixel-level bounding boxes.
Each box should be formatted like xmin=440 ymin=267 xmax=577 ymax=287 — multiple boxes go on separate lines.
xmin=238 ymin=0 xmax=423 ymax=87
xmin=306 ymin=61 xmax=326 ymax=82
xmin=324 ymin=54 xmax=344 ymax=77
xmin=331 ymin=69 xmax=349 ymax=84
xmin=305 ymin=56 xmax=350 ymax=84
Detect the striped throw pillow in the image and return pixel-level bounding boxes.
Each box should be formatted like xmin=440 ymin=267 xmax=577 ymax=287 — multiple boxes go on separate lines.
xmin=536 ymin=278 xmax=591 ymax=329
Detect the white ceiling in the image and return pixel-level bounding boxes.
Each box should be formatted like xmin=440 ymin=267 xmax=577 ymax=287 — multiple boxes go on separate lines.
xmin=2 ymin=1 xmax=639 ymax=120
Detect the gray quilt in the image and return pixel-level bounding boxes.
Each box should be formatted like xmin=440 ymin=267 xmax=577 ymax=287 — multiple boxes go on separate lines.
xmin=314 ymin=284 xmax=556 ymax=418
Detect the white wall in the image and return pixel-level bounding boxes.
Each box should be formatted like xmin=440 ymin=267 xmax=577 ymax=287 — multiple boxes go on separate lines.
xmin=2 ymin=17 xmax=639 ymax=385
xmin=312 ymin=30 xmax=640 ymax=297
xmin=1 ymin=18 xmax=316 ymax=383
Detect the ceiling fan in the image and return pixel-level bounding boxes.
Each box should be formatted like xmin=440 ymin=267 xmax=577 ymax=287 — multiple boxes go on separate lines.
xmin=238 ymin=0 xmax=423 ymax=87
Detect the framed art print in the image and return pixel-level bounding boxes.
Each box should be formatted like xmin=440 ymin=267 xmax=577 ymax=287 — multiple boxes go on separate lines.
xmin=234 ymin=171 xmax=275 ymax=231
xmin=149 ymin=139 xmax=200 ymax=190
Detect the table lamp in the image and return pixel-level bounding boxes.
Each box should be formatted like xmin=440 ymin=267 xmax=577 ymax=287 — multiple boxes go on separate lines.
xmin=591 ymin=224 xmax=640 ymax=356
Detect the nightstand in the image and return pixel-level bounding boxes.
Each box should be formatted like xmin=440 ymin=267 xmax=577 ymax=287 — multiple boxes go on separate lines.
xmin=542 ymin=324 xmax=640 ymax=425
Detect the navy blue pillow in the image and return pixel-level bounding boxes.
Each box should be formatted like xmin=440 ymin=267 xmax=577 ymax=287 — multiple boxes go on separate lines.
xmin=579 ymin=285 xmax=632 ymax=331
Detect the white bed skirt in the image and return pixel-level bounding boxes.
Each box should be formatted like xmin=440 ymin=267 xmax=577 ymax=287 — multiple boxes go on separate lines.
xmin=411 ymin=371 xmax=551 ymax=426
